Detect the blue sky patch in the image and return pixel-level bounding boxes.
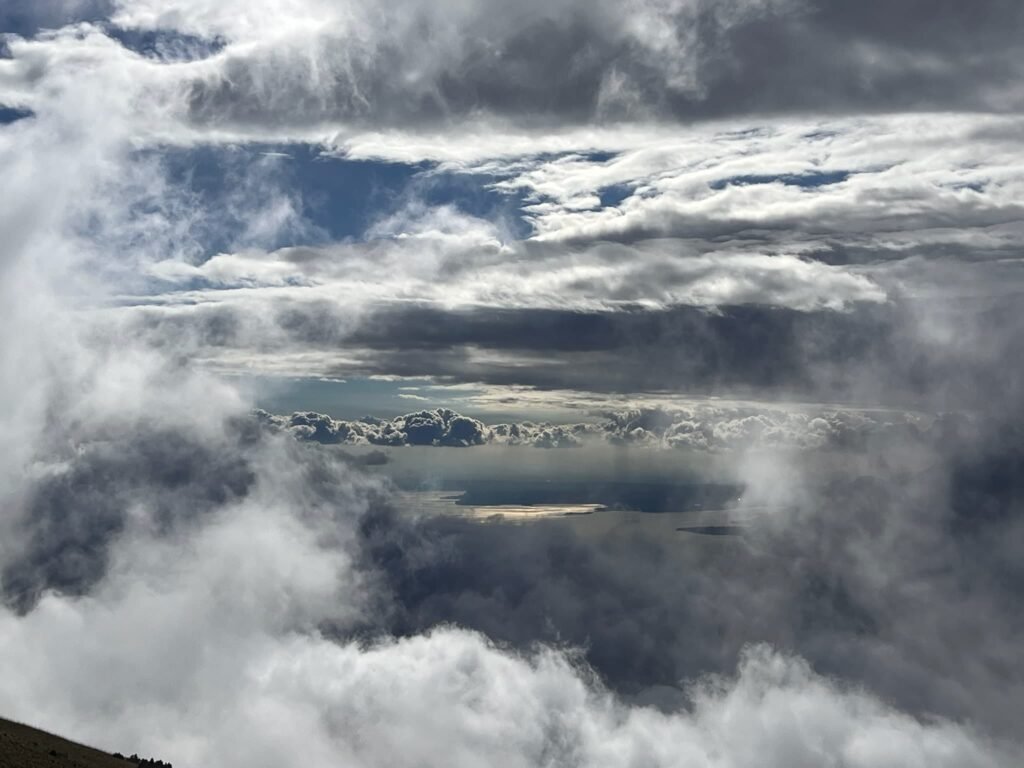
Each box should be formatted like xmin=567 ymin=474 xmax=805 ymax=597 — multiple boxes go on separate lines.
xmin=951 ymin=181 xmax=986 ymax=193
xmin=710 ymin=170 xmax=852 ymax=190
xmin=105 ymin=25 xmax=226 ymax=61
xmin=0 ymin=106 xmax=33 ymax=124
xmin=250 ymin=376 xmax=481 ymax=420
xmin=598 ymin=183 xmax=634 ymax=208
xmin=0 ymin=0 xmax=113 ymax=39
xmin=147 ymin=144 xmax=531 ymax=258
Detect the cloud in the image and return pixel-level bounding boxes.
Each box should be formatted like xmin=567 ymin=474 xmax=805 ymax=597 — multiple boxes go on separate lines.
xmin=101 ymin=0 xmax=1024 ymax=135
xmin=4 ymin=25 xmax=1021 ymax=413
xmin=0 ymin=399 xmax=1019 ymax=765
xmin=4 ymin=6 xmax=1022 ymax=153
xmin=476 ymin=115 xmax=1024 ymax=247
xmin=264 ymin=408 xmax=488 ymax=448
xmin=1 ymin=5 xmax=1023 ymax=767
xmin=0 ymin=0 xmax=113 ymax=38
xmin=259 ymin=404 xmax=938 ymax=453
xmin=1 ymin=421 xmax=257 ymax=613
xmin=1 ymin=352 xmax=1020 ymax=766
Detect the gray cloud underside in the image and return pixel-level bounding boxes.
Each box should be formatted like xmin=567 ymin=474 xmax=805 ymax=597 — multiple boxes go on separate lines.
xmin=90 ymin=111 xmax=1022 ymax=403
xmin=151 ymin=0 xmax=1024 ymax=130
xmin=123 ymin=296 xmax=1024 ymax=410
xmin=4 ymin=8 xmax=1023 ymax=145
xmin=130 ymin=112 xmax=1024 ymax=296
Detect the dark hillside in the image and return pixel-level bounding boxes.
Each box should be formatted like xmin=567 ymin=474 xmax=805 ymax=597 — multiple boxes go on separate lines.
xmin=0 ymin=718 xmax=170 ymax=768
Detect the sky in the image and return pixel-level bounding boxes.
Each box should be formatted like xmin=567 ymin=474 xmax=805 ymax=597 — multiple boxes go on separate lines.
xmin=1 ymin=1 xmax=1023 ymax=767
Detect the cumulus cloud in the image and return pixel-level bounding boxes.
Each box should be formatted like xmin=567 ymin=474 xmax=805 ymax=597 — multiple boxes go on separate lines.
xmin=4 ymin=559 xmax=1016 ymax=768
xmin=262 ymin=408 xmax=487 ymax=447
xmin=479 ymin=115 xmax=1024 ymax=247
xmin=139 ymin=237 xmax=887 ymax=311
xmin=259 ymin=404 xmax=938 ymax=453
xmin=120 ymin=297 xmax=1024 ymax=410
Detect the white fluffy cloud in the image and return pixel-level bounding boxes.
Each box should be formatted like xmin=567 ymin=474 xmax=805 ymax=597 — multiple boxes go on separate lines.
xmin=0 ymin=489 xmax=1014 ymax=768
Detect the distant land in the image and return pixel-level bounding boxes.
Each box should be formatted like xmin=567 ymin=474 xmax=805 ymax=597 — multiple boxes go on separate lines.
xmin=676 ymin=525 xmax=746 ymax=536
xmin=0 ymin=717 xmax=169 ymax=768
xmin=452 ymin=480 xmax=744 ymax=514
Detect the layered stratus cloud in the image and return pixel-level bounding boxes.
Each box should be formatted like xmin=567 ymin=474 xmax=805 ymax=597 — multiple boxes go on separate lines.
xmin=1 ymin=2 xmax=1024 ymax=767
xmin=117 ymin=294 xmax=1024 ymax=410
xmin=2 ymin=2 xmax=1023 ymax=406
xmin=5 ymin=0 xmax=1023 ymax=145
xmin=109 ymin=112 xmax=1022 ymax=402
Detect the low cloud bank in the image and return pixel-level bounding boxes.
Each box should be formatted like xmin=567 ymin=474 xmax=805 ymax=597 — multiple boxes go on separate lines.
xmin=260 ymin=404 xmax=950 ymax=452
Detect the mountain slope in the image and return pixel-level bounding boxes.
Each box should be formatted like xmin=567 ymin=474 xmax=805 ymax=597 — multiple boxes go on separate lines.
xmin=0 ymin=717 xmax=169 ymax=768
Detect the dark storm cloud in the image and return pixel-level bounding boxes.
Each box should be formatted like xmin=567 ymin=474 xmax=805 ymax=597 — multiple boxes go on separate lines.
xmin=0 ymin=406 xmax=398 ymax=615
xmin=266 ymin=296 xmax=1023 ymax=409
xmin=1 ymin=421 xmax=257 ymax=613
xmin=185 ymin=12 xmax=616 ymax=129
xmin=125 ymin=291 xmax=1024 ymax=408
xmin=288 ymin=302 xmax=881 ymax=397
xmin=132 ymin=301 xmax=833 ymax=392
xmin=180 ymin=0 xmax=1024 ymax=132
xmin=679 ymin=0 xmax=1024 ymax=117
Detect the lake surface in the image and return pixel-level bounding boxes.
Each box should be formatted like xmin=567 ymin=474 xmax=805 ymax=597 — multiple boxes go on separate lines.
xmin=398 ymin=490 xmax=751 ymax=544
